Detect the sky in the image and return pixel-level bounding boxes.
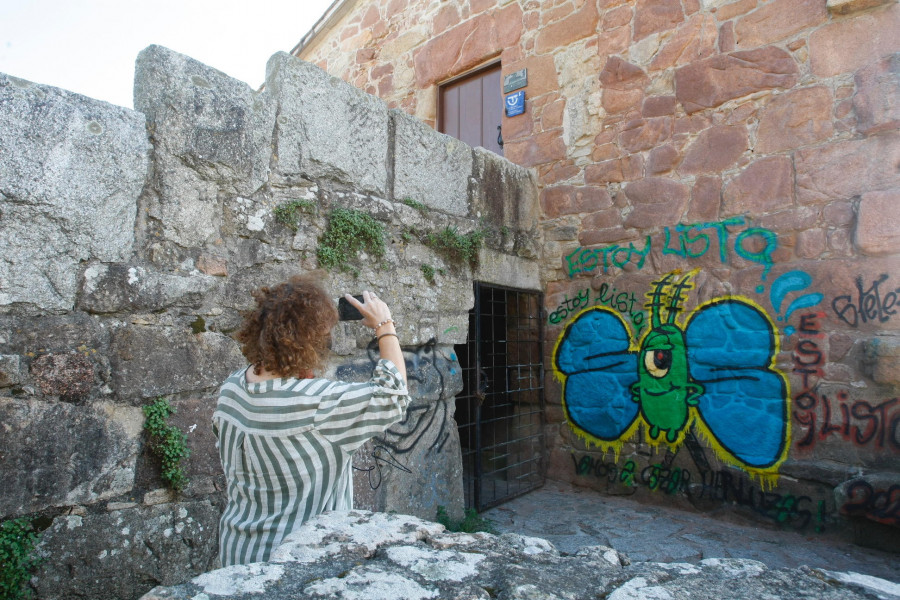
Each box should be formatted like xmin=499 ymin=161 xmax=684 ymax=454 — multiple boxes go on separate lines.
xmin=0 ymin=0 xmax=336 ymax=108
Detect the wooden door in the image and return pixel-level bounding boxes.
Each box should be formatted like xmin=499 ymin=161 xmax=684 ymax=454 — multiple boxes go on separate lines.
xmin=439 ymin=65 xmax=503 ymax=156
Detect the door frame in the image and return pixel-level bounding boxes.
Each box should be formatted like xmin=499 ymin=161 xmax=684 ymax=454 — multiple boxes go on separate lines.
xmin=456 ymin=281 xmax=546 ymax=512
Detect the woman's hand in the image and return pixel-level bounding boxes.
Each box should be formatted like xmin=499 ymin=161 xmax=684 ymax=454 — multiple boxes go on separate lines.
xmin=344 ymin=291 xmax=406 ymax=383
xmin=345 ymin=291 xmax=392 ymax=330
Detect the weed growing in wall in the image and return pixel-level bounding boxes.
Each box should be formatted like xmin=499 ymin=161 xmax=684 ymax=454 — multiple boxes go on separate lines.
xmin=190 ymin=316 xmax=206 ymax=334
xmin=273 ymin=199 xmax=316 ymax=232
xmin=143 ymin=397 xmax=190 ymax=492
xmin=435 ymin=506 xmax=496 ymax=534
xmin=402 ymin=197 xmax=428 ymax=212
xmin=424 ymin=226 xmax=484 ymax=269
xmin=420 ymin=264 xmax=447 ymax=284
xmin=0 ymin=518 xmax=42 ymax=600
xmin=421 ymin=264 xmax=436 ymax=284
xmin=317 ymin=208 xmax=386 ymax=276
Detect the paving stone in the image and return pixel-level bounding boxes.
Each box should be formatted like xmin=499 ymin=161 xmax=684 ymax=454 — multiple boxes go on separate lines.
xmin=482 ymin=480 xmax=900 ymax=583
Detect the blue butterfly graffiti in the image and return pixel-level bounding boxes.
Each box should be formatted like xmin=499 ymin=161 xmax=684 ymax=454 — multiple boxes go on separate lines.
xmin=554 ymin=271 xmax=790 ymax=476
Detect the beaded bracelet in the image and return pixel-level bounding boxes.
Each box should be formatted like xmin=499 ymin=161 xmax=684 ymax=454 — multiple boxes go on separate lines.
xmin=376 ymin=332 xmax=399 ymax=343
xmin=374 ymin=318 xmax=395 ymax=331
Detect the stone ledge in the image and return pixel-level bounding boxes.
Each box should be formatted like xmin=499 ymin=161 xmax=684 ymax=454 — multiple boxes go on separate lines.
xmin=140 ymin=510 xmax=900 ymax=600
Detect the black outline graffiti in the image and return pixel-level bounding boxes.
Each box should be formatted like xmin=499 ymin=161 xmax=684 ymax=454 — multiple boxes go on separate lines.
xmin=337 ymin=337 xmax=456 ymax=457
xmin=832 ymin=274 xmax=900 ymax=327
xmin=352 ymin=444 xmax=413 ymax=490
xmin=375 ymin=338 xmax=453 ymax=456
xmin=841 ymin=480 xmax=900 ymax=526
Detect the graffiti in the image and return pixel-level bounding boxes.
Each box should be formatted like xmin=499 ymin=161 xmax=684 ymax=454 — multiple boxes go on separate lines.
xmin=840 ymin=480 xmax=900 ymax=526
xmin=791 ymin=313 xmax=825 ymax=387
xmin=791 ymin=312 xmax=825 ymax=450
xmin=688 ymin=434 xmax=816 ymax=530
xmin=571 ymin=453 xmax=690 ymax=495
xmin=790 ymin=315 xmax=900 ymax=451
xmin=681 ymin=429 xmax=826 ymax=531
xmin=642 ymin=463 xmax=691 ymax=495
xmin=794 ymin=393 xmax=900 ymax=451
xmin=692 ymin=468 xmax=814 ymax=529
xmin=832 ymin=274 xmax=900 ymax=327
xmin=353 ymin=445 xmax=413 ymax=490
xmin=379 ymin=339 xmax=455 ymax=456
xmin=594 ymin=282 xmax=646 ymax=339
xmin=549 ymin=284 xmax=646 ymax=339
xmin=336 ymin=338 xmax=459 ymax=459
xmin=554 ymin=270 xmax=789 ymax=483
xmin=571 ymin=454 xmax=635 ymax=486
xmin=548 ymin=288 xmax=591 ymax=324
xmin=565 ymin=217 xmax=778 ymax=280
xmin=769 ymin=272 xmax=824 ymax=336
xmin=619 ymin=459 xmax=636 ymax=486
xmin=663 ymin=218 xmax=777 ymax=280
xmin=565 ymin=236 xmax=652 ymax=279
xmin=570 ymin=446 xmax=816 ymax=530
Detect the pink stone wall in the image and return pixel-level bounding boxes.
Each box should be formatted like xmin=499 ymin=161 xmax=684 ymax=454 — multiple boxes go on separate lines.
xmin=299 ymin=0 xmax=900 ymax=542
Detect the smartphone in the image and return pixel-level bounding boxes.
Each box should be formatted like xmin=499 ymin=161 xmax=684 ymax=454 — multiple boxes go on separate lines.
xmin=338 ymin=295 xmax=364 ymax=321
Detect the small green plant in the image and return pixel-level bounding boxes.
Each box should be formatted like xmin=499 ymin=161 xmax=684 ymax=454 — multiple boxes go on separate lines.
xmin=0 ymin=518 xmax=42 ymax=600
xmin=424 ymin=226 xmax=485 ymax=269
xmin=273 ymin=199 xmax=315 ymax=231
xmin=190 ymin=316 xmax=206 ymax=334
xmin=143 ymin=397 xmax=190 ymax=492
xmin=317 ymin=208 xmax=386 ymax=276
xmin=436 ymin=506 xmax=496 ymax=534
xmin=421 ymin=264 xmax=436 ymax=284
xmin=402 ymin=197 xmax=428 ymax=212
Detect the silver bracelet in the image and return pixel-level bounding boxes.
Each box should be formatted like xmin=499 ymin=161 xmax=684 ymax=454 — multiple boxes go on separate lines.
xmin=376 ymin=332 xmax=399 ymax=343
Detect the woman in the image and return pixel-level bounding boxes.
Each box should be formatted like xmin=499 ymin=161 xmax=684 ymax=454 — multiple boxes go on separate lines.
xmin=213 ymin=275 xmax=408 ymax=567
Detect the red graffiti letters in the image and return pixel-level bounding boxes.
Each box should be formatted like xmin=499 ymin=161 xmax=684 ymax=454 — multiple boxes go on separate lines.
xmin=795 ymin=394 xmax=900 ymax=450
xmin=792 ymin=313 xmax=900 ymax=451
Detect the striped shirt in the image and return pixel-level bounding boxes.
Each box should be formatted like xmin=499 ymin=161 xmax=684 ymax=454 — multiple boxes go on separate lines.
xmin=212 ymin=359 xmax=409 ymax=567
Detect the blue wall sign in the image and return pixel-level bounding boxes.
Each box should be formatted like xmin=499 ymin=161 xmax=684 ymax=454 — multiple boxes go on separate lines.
xmin=505 ymin=90 xmax=525 ymax=117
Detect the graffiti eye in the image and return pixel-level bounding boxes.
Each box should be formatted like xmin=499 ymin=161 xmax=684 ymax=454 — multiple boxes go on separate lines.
xmin=644 ymin=349 xmax=672 ymax=378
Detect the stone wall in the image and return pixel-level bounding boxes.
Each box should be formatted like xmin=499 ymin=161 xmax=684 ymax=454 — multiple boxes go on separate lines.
xmin=0 ymin=46 xmax=540 ymax=600
xmin=298 ymin=0 xmax=900 ymax=547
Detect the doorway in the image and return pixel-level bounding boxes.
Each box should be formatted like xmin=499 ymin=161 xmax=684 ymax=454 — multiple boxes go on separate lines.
xmin=439 ymin=64 xmax=504 ymax=156
xmin=455 ymin=283 xmax=545 ymax=511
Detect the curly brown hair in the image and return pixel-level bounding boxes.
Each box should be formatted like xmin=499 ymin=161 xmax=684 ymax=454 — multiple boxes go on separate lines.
xmin=235 ymin=274 xmax=338 ymax=378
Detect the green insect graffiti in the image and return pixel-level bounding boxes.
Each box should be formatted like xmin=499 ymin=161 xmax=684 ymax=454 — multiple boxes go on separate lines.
xmin=630 ymin=272 xmax=704 ymax=442
xmin=554 ymin=270 xmax=790 ymax=477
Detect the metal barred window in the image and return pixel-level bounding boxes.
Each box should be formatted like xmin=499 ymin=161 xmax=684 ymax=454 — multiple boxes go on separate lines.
xmin=455 ymin=283 xmax=545 ymax=511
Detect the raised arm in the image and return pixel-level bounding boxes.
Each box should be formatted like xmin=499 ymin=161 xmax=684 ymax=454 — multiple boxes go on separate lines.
xmin=345 ymin=291 xmax=406 ymax=383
